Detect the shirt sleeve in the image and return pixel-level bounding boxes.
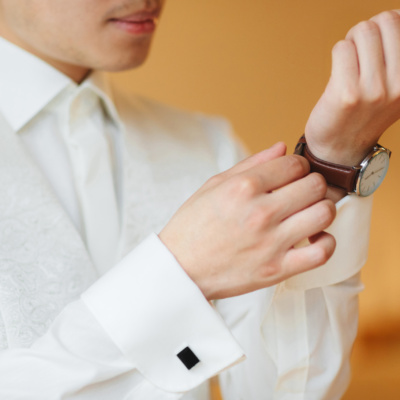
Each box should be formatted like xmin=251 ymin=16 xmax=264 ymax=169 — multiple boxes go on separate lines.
xmin=0 ymin=234 xmax=244 ymax=399
xmin=217 ymin=194 xmax=372 ymax=399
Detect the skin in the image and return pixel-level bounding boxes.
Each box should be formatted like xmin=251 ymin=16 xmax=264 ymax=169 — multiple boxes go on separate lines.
xmin=306 ymin=11 xmax=400 ymax=168
xmin=163 ymin=9 xmax=400 ymax=298
xmin=0 ymin=0 xmax=164 ymax=82
xmin=162 ymin=10 xmax=400 ymax=298
xmin=0 ymin=2 xmax=398 ymax=299
xmin=160 ymin=144 xmax=336 ymax=300
xmin=304 ymin=11 xmax=400 ymax=201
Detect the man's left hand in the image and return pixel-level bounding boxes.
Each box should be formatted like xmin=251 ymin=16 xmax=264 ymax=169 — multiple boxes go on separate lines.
xmin=305 ymin=10 xmax=400 ymax=167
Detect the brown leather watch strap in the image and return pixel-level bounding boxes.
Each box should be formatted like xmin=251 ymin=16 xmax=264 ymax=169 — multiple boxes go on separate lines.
xmin=294 ymin=135 xmax=359 ymax=193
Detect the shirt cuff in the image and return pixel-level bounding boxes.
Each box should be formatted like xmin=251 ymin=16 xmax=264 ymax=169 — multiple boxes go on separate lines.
xmin=284 ymin=194 xmax=373 ymax=290
xmin=81 ymin=233 xmax=245 ymax=392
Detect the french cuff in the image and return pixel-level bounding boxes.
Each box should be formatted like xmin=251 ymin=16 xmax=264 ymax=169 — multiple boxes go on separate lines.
xmin=81 ymin=233 xmax=245 ymax=392
xmin=284 ymin=194 xmax=373 ymax=290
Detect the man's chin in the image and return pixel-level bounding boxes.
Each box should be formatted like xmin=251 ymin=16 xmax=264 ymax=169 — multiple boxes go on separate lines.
xmin=101 ymin=58 xmax=148 ymax=72
xmin=94 ymin=48 xmax=151 ymax=73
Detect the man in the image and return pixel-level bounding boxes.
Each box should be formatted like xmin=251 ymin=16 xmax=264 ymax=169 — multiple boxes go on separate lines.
xmin=0 ymin=1 xmax=399 ymax=398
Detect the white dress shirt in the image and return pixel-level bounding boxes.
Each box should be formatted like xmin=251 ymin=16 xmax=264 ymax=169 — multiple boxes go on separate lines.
xmin=0 ymin=37 xmax=373 ymax=399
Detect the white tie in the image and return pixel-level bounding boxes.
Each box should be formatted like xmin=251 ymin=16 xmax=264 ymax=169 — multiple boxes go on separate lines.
xmin=67 ymin=87 xmax=120 ymax=275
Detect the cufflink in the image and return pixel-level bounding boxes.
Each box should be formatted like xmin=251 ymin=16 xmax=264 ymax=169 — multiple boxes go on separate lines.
xmin=177 ymin=346 xmax=200 ymax=370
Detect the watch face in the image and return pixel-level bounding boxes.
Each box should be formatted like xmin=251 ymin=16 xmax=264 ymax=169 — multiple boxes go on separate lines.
xmin=357 ymin=150 xmax=390 ymax=197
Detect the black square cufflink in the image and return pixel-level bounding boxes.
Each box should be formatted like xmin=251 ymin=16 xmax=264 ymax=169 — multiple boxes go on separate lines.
xmin=177 ymin=346 xmax=200 ymax=370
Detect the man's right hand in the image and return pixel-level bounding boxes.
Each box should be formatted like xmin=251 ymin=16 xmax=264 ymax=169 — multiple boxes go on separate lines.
xmin=159 ymin=142 xmax=336 ymax=300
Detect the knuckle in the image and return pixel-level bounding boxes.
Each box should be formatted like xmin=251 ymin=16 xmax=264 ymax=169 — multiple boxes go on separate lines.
xmin=286 ymin=154 xmax=309 ymax=176
xmin=260 ymin=260 xmax=281 ymax=280
xmin=313 ymin=244 xmax=332 ymax=265
xmin=206 ymin=173 xmax=224 ymax=188
xmin=340 ymin=87 xmax=361 ymax=109
xmin=372 ymin=10 xmax=400 ymax=25
xmin=390 ymin=80 xmax=400 ymax=97
xmin=230 ymin=174 xmax=261 ymax=198
xmin=391 ymin=87 xmax=400 ymax=102
xmin=308 ymin=173 xmax=328 ymax=196
xmin=354 ymin=20 xmax=379 ymax=35
xmin=332 ymin=39 xmax=353 ymax=55
xmin=388 ymin=80 xmax=400 ymax=102
xmin=246 ymin=204 xmax=274 ymax=231
xmin=316 ymin=200 xmax=336 ymax=227
xmin=261 ymin=203 xmax=278 ymax=224
xmin=366 ymin=82 xmax=387 ymax=105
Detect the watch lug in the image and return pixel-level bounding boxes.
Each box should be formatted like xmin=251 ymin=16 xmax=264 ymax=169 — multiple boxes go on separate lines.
xmin=294 ymin=142 xmax=305 ymax=155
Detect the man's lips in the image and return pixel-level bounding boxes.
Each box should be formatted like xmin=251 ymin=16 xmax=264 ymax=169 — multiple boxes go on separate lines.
xmin=108 ymin=10 xmax=160 ymax=35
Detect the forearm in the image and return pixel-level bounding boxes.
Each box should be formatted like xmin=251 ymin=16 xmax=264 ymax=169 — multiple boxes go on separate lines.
xmin=0 ymin=234 xmax=244 ymax=399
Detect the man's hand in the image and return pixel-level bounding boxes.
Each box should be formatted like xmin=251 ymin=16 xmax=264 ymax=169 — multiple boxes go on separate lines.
xmin=159 ymin=142 xmax=336 ymax=300
xmin=305 ymin=10 xmax=400 ymax=166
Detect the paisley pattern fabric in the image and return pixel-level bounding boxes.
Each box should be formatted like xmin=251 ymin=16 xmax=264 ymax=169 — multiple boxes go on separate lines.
xmin=0 ymin=113 xmax=98 ymax=349
xmin=0 ymin=92 xmax=242 ymax=351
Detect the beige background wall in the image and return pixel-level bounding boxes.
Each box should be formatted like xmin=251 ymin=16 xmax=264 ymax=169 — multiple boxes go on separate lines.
xmin=111 ymin=0 xmax=400 ymax=337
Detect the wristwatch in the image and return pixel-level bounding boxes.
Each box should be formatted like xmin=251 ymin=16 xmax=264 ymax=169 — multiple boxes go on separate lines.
xmin=294 ymin=135 xmax=391 ymax=197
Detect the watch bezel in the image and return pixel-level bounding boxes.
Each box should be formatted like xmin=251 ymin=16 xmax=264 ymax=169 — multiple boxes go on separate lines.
xmin=355 ymin=145 xmax=391 ymax=197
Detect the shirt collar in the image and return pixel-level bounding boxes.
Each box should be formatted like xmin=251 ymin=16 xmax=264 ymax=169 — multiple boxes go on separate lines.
xmin=0 ymin=37 xmax=73 ymax=131
xmin=0 ymin=37 xmax=121 ymax=132
xmin=83 ymin=71 xmax=123 ymax=132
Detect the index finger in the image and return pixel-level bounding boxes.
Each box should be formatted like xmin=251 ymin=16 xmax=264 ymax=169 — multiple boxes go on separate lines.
xmin=238 ymin=154 xmax=311 ymax=194
xmin=221 ymin=141 xmax=287 ymax=179
xmin=370 ymin=11 xmax=400 ymax=92
xmin=346 ymin=20 xmax=385 ymax=91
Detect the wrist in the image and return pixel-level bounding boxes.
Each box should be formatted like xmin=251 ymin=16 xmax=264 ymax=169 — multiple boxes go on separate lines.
xmin=304 ymin=131 xmax=374 ymax=167
xmin=296 ymin=134 xmax=391 ymax=198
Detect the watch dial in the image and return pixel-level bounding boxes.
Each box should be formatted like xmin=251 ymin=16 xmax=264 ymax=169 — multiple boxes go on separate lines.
xmin=359 ymin=151 xmax=390 ymax=197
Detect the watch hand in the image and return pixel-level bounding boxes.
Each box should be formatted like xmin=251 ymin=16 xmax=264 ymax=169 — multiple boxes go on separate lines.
xmin=364 ymin=167 xmax=385 ymax=180
xmin=364 ymin=172 xmax=374 ymax=180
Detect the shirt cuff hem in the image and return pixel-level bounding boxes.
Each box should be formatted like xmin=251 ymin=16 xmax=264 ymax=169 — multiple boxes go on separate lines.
xmin=284 ymin=194 xmax=372 ymax=290
xmin=81 ymin=233 xmax=245 ymax=392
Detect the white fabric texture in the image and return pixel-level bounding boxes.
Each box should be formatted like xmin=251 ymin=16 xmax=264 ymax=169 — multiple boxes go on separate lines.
xmin=65 ymin=87 xmax=121 ymax=275
xmin=0 ymin=36 xmax=373 ymax=399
